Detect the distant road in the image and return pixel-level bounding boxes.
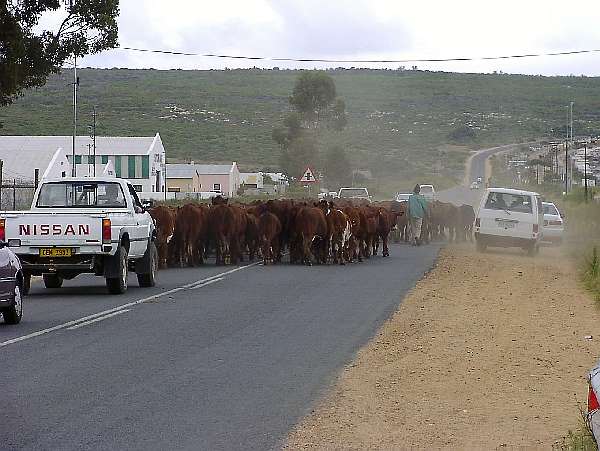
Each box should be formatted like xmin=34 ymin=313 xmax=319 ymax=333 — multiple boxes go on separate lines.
xmin=437 ymin=142 xmax=533 ymax=206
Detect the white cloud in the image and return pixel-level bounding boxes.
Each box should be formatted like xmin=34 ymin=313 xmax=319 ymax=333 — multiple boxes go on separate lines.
xmin=73 ymin=0 xmax=600 ymax=75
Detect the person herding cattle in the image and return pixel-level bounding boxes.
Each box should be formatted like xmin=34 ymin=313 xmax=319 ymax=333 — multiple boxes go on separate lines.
xmin=408 ymin=184 xmax=429 ymax=246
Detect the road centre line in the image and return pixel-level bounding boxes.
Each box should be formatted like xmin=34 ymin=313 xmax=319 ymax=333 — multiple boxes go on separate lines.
xmin=66 ymin=309 xmax=131 ymax=330
xmin=0 ymin=261 xmax=262 ymax=349
xmin=190 ymin=278 xmax=224 ymax=290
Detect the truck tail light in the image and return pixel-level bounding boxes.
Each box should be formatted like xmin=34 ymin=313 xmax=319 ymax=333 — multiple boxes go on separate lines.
xmin=102 ymin=218 xmax=111 ymax=244
xmin=533 ymin=224 xmax=539 ymax=233
xmin=475 ymin=218 xmax=481 ymax=227
xmin=589 ymin=384 xmax=600 ymax=412
xmin=0 ymin=219 xmax=5 ymax=242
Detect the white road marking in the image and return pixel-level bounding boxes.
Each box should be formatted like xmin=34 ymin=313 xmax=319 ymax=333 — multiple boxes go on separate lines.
xmin=66 ymin=309 xmax=131 ymax=330
xmin=0 ymin=261 xmax=262 ymax=349
xmin=189 ymin=277 xmax=224 ymax=290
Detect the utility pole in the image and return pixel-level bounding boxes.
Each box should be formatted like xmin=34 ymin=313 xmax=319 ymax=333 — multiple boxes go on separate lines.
xmin=89 ymin=107 xmax=97 ymax=177
xmin=71 ymin=55 xmax=79 ymax=177
xmin=570 ymin=101 xmax=574 ymax=143
xmin=565 ymin=139 xmax=568 ymax=194
xmin=584 ymin=142 xmax=588 ymax=203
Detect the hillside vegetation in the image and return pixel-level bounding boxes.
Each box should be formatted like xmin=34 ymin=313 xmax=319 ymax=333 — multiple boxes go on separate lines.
xmin=2 ymin=68 xmax=600 ymax=195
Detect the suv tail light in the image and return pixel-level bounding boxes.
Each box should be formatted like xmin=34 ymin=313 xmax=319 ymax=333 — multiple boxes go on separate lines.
xmin=0 ymin=218 xmax=5 ymax=242
xmin=589 ymin=384 xmax=600 ymax=411
xmin=475 ymin=218 xmax=481 ymax=227
xmin=533 ymin=224 xmax=539 ymax=233
xmin=102 ymin=218 xmax=111 ymax=244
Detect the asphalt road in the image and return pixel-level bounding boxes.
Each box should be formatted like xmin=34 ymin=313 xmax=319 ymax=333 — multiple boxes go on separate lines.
xmin=1 ymin=244 xmax=441 ymax=451
xmin=438 ymin=143 xmax=531 ymax=206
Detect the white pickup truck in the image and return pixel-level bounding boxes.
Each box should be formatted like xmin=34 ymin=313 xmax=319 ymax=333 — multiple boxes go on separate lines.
xmin=0 ymin=177 xmax=157 ymax=295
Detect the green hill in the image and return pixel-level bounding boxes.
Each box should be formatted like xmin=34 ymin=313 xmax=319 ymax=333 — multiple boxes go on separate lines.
xmin=1 ymin=68 xmax=599 ymax=195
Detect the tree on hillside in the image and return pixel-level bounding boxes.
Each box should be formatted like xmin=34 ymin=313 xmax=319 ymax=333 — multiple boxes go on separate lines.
xmin=323 ymin=145 xmax=351 ymax=187
xmin=289 ymin=71 xmax=346 ymax=129
xmin=272 ymin=71 xmax=347 ymax=178
xmin=0 ymin=0 xmax=119 ymax=107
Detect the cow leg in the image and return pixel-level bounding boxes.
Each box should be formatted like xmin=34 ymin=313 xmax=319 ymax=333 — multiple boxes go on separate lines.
xmin=382 ymin=233 xmax=390 ymax=257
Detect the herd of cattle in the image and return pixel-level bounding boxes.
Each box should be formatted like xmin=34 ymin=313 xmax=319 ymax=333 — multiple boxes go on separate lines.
xmin=148 ymin=196 xmax=476 ymax=268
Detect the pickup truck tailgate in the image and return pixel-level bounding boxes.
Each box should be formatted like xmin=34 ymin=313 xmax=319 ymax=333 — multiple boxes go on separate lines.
xmin=4 ymin=214 xmax=104 ymax=252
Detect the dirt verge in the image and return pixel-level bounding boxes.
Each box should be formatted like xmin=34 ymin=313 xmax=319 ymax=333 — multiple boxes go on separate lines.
xmin=286 ymin=244 xmax=600 ymax=449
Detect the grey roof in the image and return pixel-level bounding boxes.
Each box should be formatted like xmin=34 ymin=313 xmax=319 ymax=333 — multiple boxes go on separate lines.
xmin=0 ymin=135 xmax=160 ymax=156
xmin=167 ymin=163 xmax=234 ymax=178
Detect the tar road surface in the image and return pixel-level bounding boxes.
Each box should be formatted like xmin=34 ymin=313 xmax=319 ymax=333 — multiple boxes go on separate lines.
xmin=1 ymin=243 xmax=441 ymax=451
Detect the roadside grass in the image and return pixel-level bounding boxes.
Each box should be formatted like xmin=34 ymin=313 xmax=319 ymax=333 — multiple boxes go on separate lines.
xmin=553 ymin=407 xmax=597 ymax=451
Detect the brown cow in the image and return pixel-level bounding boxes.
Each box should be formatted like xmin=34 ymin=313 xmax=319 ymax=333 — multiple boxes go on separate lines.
xmin=169 ymin=203 xmax=206 ymax=267
xmin=207 ymin=204 xmax=236 ymax=265
xmin=343 ymin=206 xmax=363 ymax=262
xmin=245 ymin=212 xmax=260 ymax=261
xmin=149 ymin=205 xmax=175 ymax=268
xmin=258 ymin=211 xmax=281 ymax=265
xmin=319 ymin=201 xmax=351 ymax=265
xmin=293 ymin=206 xmax=328 ymax=266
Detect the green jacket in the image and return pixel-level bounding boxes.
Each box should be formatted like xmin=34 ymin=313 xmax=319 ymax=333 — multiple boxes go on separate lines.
xmin=408 ymin=193 xmax=428 ymax=219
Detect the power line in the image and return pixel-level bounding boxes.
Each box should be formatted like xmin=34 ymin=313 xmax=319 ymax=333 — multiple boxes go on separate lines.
xmin=118 ymin=46 xmax=600 ymax=64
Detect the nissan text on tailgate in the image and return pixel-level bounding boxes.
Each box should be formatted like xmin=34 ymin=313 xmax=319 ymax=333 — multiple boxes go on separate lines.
xmin=1 ymin=178 xmax=158 ymax=294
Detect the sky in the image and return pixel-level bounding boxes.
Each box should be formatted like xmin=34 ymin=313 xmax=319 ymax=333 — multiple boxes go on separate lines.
xmin=41 ymin=0 xmax=600 ymax=75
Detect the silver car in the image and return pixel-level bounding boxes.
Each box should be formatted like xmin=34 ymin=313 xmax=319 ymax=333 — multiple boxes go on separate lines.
xmin=542 ymin=201 xmax=564 ymax=245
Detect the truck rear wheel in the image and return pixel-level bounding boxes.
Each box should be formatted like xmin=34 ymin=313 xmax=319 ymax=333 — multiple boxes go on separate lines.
xmin=137 ymin=242 xmax=157 ymax=288
xmin=22 ymin=273 xmax=31 ymax=295
xmin=43 ymin=274 xmax=63 ymax=289
xmin=106 ymin=246 xmax=128 ymax=295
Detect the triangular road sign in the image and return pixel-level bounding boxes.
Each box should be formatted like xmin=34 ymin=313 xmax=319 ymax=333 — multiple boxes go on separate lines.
xmin=300 ymin=167 xmax=317 ymax=183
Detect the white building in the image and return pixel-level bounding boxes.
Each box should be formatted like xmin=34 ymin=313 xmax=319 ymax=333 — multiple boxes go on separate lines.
xmin=240 ymin=172 xmax=264 ymax=189
xmin=0 ymin=134 xmax=166 ymax=193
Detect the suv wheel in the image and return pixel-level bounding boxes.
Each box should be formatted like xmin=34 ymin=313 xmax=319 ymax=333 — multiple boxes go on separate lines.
xmin=3 ymin=283 xmax=23 ymax=324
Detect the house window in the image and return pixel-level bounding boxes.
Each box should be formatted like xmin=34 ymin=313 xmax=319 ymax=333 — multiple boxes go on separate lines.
xmin=168 ymin=187 xmax=181 ymax=193
xmin=142 ymin=155 xmax=149 ymax=178
xmin=133 ymin=185 xmax=143 ymax=192
xmin=101 ymin=155 xmax=108 ymax=164
xmin=115 ymin=156 xmax=122 ymax=177
xmin=74 ymin=155 xmax=82 ymax=164
xmin=61 ymin=171 xmax=66 ymax=177
xmin=128 ymin=156 xmax=136 ymax=178
xmin=213 ymin=183 xmax=221 ymax=192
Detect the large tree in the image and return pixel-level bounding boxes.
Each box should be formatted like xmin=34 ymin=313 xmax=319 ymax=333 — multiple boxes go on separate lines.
xmin=273 ymin=71 xmax=347 ymax=178
xmin=0 ymin=0 xmax=119 ymax=107
xmin=289 ymin=71 xmax=346 ymax=129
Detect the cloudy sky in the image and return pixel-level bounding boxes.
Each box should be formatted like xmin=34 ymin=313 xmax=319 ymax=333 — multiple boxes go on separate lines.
xmin=45 ymin=0 xmax=600 ymax=75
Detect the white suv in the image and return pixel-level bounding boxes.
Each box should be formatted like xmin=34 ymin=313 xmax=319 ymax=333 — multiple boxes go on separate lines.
xmin=474 ymin=188 xmax=544 ymax=255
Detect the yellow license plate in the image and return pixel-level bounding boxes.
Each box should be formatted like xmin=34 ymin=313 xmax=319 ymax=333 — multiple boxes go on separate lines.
xmin=39 ymin=248 xmax=73 ymax=257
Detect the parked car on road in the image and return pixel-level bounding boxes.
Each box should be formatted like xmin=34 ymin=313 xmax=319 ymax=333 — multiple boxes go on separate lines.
xmin=338 ymin=187 xmax=371 ymax=202
xmin=542 ymin=201 xmax=564 ymax=245
xmin=419 ymin=184 xmax=436 ymax=201
xmin=0 ymin=241 xmax=24 ymax=324
xmin=474 ymin=188 xmax=544 ymax=255
xmin=395 ymin=193 xmax=411 ymax=202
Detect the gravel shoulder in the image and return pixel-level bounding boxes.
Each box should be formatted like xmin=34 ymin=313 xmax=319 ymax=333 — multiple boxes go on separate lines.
xmin=286 ymin=244 xmax=600 ymax=449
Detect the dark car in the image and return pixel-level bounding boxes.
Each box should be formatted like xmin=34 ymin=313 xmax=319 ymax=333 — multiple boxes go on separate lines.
xmin=0 ymin=240 xmax=24 ymax=325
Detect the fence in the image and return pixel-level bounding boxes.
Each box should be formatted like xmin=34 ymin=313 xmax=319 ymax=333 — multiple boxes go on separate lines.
xmin=0 ymin=179 xmax=36 ymax=211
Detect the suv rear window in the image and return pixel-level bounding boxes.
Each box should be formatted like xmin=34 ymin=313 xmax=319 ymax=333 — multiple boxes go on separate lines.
xmin=484 ymin=192 xmax=532 ymax=213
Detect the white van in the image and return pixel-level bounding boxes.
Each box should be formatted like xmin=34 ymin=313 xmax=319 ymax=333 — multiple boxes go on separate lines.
xmin=474 ymin=188 xmax=544 ymax=255
xmin=419 ymin=184 xmax=435 ymax=201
